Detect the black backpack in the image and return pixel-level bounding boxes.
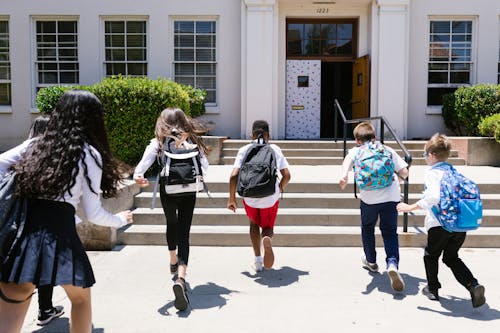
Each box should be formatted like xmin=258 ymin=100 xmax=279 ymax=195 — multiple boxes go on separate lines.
xmin=237 ymin=138 xmax=278 ymax=198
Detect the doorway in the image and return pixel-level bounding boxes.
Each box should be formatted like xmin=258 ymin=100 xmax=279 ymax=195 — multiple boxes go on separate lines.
xmin=320 ymin=61 xmax=352 ymax=138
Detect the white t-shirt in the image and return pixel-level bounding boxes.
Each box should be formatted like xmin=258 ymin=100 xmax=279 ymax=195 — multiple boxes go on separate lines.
xmin=233 ymin=141 xmax=289 ymax=208
xmin=0 ymin=139 xmax=127 ymax=228
xmin=345 ymin=143 xmax=408 ymax=205
xmin=416 ymin=162 xmax=447 ymax=231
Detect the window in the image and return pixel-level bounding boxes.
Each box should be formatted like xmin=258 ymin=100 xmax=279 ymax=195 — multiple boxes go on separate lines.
xmin=104 ymin=20 xmax=147 ymax=76
xmin=173 ymin=20 xmax=216 ymax=104
xmin=427 ymin=20 xmax=473 ymax=106
xmin=35 ymin=19 xmax=79 ymax=93
xmin=286 ymin=19 xmax=357 ymax=59
xmin=0 ymin=20 xmax=11 ymax=106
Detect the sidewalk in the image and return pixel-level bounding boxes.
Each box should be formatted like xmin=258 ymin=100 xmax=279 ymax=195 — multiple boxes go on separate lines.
xmin=21 ymin=246 xmax=500 ymax=333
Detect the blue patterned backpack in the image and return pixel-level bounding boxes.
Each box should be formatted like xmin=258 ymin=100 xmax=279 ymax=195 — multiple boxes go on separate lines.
xmin=353 ymin=141 xmax=395 ymax=190
xmin=430 ymin=162 xmax=482 ymax=232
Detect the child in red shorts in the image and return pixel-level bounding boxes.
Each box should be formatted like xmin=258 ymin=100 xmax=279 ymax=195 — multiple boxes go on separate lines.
xmin=227 ymin=120 xmax=291 ymax=271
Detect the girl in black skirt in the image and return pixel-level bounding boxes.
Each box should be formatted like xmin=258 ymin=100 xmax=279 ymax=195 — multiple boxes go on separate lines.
xmin=134 ymin=108 xmax=208 ymax=311
xmin=0 ymin=90 xmax=133 ymax=333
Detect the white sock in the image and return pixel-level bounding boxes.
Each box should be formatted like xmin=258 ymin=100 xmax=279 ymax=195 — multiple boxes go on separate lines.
xmin=255 ymin=256 xmax=263 ymax=262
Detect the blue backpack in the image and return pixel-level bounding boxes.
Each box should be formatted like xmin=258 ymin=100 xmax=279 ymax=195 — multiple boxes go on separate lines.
xmin=430 ymin=162 xmax=482 ymax=232
xmin=353 ymin=141 xmax=395 ymax=190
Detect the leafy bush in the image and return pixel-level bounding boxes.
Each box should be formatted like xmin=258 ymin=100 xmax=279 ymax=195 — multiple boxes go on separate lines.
xmin=444 ymin=84 xmax=500 ymax=136
xmin=441 ymin=93 xmax=462 ymax=135
xmin=36 ymin=76 xmax=206 ymax=166
xmin=478 ymin=113 xmax=500 ymax=143
xmin=36 ymin=85 xmax=79 ymax=114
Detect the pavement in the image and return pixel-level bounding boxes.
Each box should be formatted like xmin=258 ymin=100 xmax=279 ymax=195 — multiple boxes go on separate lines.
xmin=20 ymin=246 xmax=500 ymax=333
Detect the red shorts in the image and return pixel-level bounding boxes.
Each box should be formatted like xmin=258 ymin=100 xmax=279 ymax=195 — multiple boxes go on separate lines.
xmin=242 ymin=200 xmax=280 ymax=230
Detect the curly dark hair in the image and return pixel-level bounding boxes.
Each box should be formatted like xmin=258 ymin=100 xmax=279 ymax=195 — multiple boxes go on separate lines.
xmin=154 ymin=108 xmax=208 ymax=155
xmin=15 ymin=90 xmax=123 ymax=199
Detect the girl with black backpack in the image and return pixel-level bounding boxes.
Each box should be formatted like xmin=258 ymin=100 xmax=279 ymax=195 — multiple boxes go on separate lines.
xmin=134 ymin=108 xmax=208 ymax=311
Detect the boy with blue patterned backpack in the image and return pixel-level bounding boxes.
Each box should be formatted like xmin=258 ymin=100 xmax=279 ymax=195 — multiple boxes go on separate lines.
xmin=397 ymin=133 xmax=485 ymax=307
xmin=339 ymin=122 xmax=409 ymax=292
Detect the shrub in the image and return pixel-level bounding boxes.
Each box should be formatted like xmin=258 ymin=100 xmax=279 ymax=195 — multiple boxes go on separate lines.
xmin=36 ymin=85 xmax=79 ymax=114
xmin=478 ymin=113 xmax=500 ymax=143
xmin=441 ymin=93 xmax=463 ymax=135
xmin=451 ymin=84 xmax=500 ymax=136
xmin=36 ymin=76 xmax=206 ymax=166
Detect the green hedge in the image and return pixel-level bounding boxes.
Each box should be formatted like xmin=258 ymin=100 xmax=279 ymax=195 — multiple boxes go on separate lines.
xmin=36 ymin=76 xmax=206 ymax=166
xmin=478 ymin=113 xmax=500 ymax=143
xmin=442 ymin=84 xmax=500 ymax=136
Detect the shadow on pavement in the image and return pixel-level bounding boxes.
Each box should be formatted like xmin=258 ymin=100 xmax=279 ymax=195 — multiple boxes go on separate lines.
xmin=418 ymin=296 xmax=500 ymax=320
xmin=157 ymin=282 xmax=237 ymax=317
xmin=241 ymin=266 xmax=309 ymax=288
xmin=30 ymin=317 xmax=104 ymax=333
xmin=362 ymin=271 xmax=427 ymax=299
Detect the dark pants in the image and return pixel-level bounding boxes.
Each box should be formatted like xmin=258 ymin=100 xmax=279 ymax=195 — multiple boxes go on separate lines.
xmin=38 ymin=285 xmax=53 ymax=311
xmin=159 ymin=186 xmax=196 ymax=266
xmin=424 ymin=226 xmax=477 ymax=291
xmin=360 ymin=201 xmax=399 ymax=267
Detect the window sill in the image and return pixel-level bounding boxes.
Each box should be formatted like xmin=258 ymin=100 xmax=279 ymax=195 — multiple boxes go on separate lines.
xmin=204 ymin=105 xmax=219 ymax=114
xmin=30 ymin=108 xmax=41 ymax=114
xmin=425 ymin=106 xmax=442 ymax=115
xmin=0 ymin=106 xmax=12 ymax=114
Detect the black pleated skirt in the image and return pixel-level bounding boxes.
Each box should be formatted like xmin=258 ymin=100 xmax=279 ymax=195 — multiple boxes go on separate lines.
xmin=0 ymin=199 xmax=95 ymax=288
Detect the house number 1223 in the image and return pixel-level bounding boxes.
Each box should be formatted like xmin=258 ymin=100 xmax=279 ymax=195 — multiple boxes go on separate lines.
xmin=316 ymin=8 xmax=329 ymax=14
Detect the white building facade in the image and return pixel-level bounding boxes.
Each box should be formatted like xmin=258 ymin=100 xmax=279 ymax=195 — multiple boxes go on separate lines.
xmin=1 ymin=0 xmax=499 ymax=149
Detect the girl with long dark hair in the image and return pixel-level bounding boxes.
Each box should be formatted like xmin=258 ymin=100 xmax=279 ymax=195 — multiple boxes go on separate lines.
xmin=134 ymin=108 xmax=208 ymax=311
xmin=0 ymin=90 xmax=133 ymax=333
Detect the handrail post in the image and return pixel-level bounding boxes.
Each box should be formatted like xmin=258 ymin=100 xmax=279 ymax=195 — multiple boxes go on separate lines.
xmin=343 ymin=123 xmax=348 ymax=157
xmin=334 ymin=101 xmax=338 ymax=142
xmin=380 ymin=119 xmax=385 ymax=144
xmin=403 ymin=175 xmax=409 ymax=232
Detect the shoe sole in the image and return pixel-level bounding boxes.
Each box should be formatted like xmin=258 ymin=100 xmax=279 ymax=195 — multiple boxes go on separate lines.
xmin=388 ymin=270 xmax=405 ymax=292
xmin=471 ymin=285 xmax=486 ymax=308
xmin=173 ymin=283 xmax=188 ymax=311
xmin=422 ymin=288 xmax=439 ymax=301
xmin=361 ymin=258 xmax=378 ymax=273
xmin=37 ymin=310 xmax=64 ymax=326
xmin=262 ymin=236 xmax=274 ymax=269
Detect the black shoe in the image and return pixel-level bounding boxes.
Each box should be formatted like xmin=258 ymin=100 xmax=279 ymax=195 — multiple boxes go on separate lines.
xmin=469 ymin=284 xmax=486 ymax=308
xmin=173 ymin=278 xmax=189 ymax=311
xmin=422 ymin=286 xmax=439 ymax=301
xmin=37 ymin=305 xmax=64 ymax=326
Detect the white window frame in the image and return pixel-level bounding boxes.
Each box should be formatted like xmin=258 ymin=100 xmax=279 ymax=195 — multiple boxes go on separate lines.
xmin=101 ymin=16 xmax=149 ymax=78
xmin=31 ymin=16 xmax=79 ymax=110
xmin=426 ymin=16 xmax=477 ymax=114
xmin=170 ymin=16 xmax=218 ymax=110
xmin=0 ymin=17 xmax=11 ymax=113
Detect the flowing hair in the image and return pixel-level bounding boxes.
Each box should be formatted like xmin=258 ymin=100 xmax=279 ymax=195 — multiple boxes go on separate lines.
xmin=154 ymin=108 xmax=208 ymax=155
xmin=15 ymin=90 xmax=123 ymax=199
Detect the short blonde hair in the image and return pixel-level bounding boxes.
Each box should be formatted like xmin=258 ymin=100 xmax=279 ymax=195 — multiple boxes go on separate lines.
xmin=353 ymin=122 xmax=375 ymax=143
xmin=425 ymin=133 xmax=451 ymax=161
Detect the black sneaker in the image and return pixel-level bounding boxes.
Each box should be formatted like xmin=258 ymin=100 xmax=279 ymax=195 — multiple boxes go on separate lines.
xmin=422 ymin=286 xmax=439 ymax=301
xmin=469 ymin=284 xmax=486 ymax=308
xmin=173 ymin=278 xmax=189 ymax=311
xmin=37 ymin=305 xmax=64 ymax=326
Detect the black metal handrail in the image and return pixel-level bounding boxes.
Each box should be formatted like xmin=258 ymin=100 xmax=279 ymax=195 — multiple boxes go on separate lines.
xmin=333 ymin=99 xmax=413 ymax=232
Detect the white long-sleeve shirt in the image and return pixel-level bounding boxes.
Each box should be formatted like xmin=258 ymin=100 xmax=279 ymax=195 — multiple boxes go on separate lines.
xmin=416 ymin=162 xmax=447 ymax=231
xmin=133 ymin=138 xmax=208 ymax=178
xmin=0 ymin=139 xmax=127 ymax=228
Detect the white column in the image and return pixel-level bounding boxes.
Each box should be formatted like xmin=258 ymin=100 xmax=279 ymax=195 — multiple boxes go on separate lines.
xmin=241 ymin=0 xmax=278 ymax=139
xmin=374 ymin=0 xmax=409 ymax=139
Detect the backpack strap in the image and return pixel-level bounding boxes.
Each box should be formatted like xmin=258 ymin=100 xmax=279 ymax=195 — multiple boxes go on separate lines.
xmin=151 ymin=138 xmax=169 ymax=210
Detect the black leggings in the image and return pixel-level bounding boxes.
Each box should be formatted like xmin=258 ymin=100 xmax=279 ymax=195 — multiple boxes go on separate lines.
xmin=159 ymin=187 xmax=196 ymax=266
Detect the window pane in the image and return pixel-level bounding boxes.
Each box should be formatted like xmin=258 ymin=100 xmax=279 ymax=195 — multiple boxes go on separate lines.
xmin=106 ymin=63 xmax=126 ymax=75
xmin=127 ymin=49 xmax=146 ymax=61
xmin=176 ymin=48 xmax=194 ymax=61
xmin=430 ymin=34 xmax=450 ymax=43
xmin=430 ymin=21 xmax=450 ymax=34
xmin=58 ymin=21 xmax=77 ymax=33
xmin=39 ymin=71 xmax=58 ymax=84
xmin=37 ymin=21 xmax=56 ymax=34
xmin=287 ymin=40 xmax=302 ymax=55
xmin=106 ymin=49 xmax=125 ymax=61
xmin=0 ymin=21 xmax=8 ymax=34
xmin=177 ymin=35 xmax=194 ymax=48
xmin=205 ymin=90 xmax=215 ymax=103
xmin=429 ymin=63 xmax=448 ymax=70
xmin=428 ymin=71 xmax=448 ymax=84
xmin=107 ymin=21 xmax=124 ymax=34
xmin=196 ymin=63 xmax=215 ymax=75
xmin=58 ymin=48 xmax=77 ymax=60
xmin=37 ymin=48 xmax=57 ymax=60
xmin=127 ymin=21 xmax=145 ymax=34
xmin=175 ymin=21 xmax=194 ymax=33
xmin=59 ymin=63 xmax=78 ymax=71
xmin=0 ymin=83 xmax=11 ymax=105
xmin=336 ymin=39 xmax=352 ymax=55
xmin=452 ymin=21 xmax=471 ymax=34
xmin=127 ymin=63 xmax=147 ymax=76
xmin=450 ymin=71 xmax=470 ymax=84
xmin=108 ymin=35 xmax=125 ymax=48
xmin=60 ymin=71 xmax=78 ymax=83
xmin=175 ymin=63 xmax=194 ymax=75
xmin=337 ymin=24 xmax=352 ymax=39
xmin=175 ymin=76 xmax=194 ymax=86
xmin=196 ymin=77 xmax=215 ymax=90
xmin=196 ymin=49 xmax=215 ymax=61
xmin=304 ymin=24 xmax=320 ymax=39
xmin=288 ymin=24 xmax=303 ymax=40
xmin=322 ymin=24 xmax=336 ymax=40
xmin=127 ymin=34 xmax=146 ymax=47
xmin=0 ymin=65 xmax=10 ymax=80
xmin=58 ymin=34 xmax=77 ymax=46
xmin=427 ymin=87 xmax=457 ymax=106
xmin=196 ymin=35 xmax=214 ymax=48
xmin=196 ymin=21 xmax=215 ymax=34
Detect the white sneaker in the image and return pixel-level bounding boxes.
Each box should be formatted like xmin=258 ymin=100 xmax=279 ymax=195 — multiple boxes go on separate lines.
xmin=361 ymin=255 xmax=379 ymax=272
xmin=252 ymin=258 xmax=263 ymax=272
xmin=387 ymin=263 xmax=405 ymax=292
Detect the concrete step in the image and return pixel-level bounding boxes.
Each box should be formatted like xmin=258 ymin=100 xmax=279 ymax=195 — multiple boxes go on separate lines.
xmin=221 ymin=156 xmax=465 ymax=166
xmin=130 ymin=207 xmax=500 ymax=227
xmin=135 ymin=192 xmax=500 ymax=210
xmin=222 ymin=140 xmax=429 ymax=150
xmin=118 ymin=224 xmax=500 ymax=248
